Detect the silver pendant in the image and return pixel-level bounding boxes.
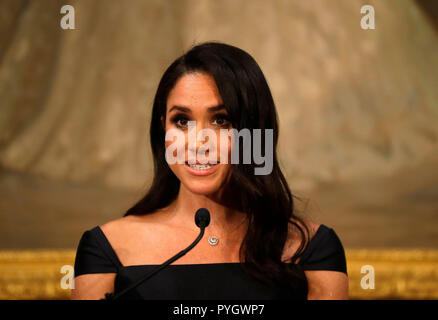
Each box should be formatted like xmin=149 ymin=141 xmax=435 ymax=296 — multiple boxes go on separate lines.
xmin=208 ymin=236 xmax=219 ymax=246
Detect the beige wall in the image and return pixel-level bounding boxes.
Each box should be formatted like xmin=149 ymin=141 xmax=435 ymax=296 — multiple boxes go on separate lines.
xmin=1 ymin=0 xmax=437 ymax=190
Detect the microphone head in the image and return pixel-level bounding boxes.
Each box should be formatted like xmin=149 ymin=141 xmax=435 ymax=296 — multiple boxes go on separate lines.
xmin=195 ymin=208 xmax=210 ymax=229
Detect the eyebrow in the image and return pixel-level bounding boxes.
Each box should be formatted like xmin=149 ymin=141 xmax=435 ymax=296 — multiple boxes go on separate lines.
xmin=168 ymin=104 xmax=226 ymax=113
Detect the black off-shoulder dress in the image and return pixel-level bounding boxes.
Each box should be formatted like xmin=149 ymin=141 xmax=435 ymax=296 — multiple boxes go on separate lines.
xmin=74 ymin=224 xmax=347 ymax=300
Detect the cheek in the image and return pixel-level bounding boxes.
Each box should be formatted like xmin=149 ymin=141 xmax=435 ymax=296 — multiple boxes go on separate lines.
xmin=217 ymin=135 xmax=232 ymax=175
xmin=164 ymin=128 xmax=188 ymax=161
xmin=216 ymin=134 xmax=233 ymax=163
xmin=227 ymin=138 xmax=232 ymax=162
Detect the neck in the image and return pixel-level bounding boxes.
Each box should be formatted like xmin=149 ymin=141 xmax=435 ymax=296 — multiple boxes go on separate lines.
xmin=162 ymin=183 xmax=248 ymax=239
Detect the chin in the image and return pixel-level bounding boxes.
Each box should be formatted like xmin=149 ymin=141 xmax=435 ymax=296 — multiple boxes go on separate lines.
xmin=181 ymin=180 xmax=224 ymax=196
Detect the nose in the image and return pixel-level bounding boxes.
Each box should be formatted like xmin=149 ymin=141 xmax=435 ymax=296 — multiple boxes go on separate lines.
xmin=186 ymin=121 xmax=216 ymax=163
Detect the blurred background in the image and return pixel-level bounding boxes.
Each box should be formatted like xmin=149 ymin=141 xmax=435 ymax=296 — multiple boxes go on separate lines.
xmin=0 ymin=0 xmax=437 ymax=299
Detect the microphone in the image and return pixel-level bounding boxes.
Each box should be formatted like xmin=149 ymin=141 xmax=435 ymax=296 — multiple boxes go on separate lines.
xmin=104 ymin=208 xmax=210 ymax=300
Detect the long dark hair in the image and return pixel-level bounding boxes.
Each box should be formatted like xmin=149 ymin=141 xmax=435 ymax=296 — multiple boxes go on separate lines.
xmin=125 ymin=42 xmax=310 ymax=292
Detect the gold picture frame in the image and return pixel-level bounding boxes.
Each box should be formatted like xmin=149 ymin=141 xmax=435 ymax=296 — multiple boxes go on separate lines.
xmin=1 ymin=249 xmax=437 ymax=299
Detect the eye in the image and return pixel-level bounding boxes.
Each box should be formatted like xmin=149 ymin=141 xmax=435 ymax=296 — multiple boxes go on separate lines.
xmin=170 ymin=114 xmax=190 ymax=128
xmin=212 ymin=114 xmax=230 ymax=127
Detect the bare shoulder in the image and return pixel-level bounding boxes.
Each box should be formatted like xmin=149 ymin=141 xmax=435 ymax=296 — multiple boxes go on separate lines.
xmin=288 ymin=217 xmax=321 ymax=243
xmin=97 ymin=211 xmax=171 ymax=265
xmin=99 ymin=213 xmax=160 ymax=247
xmin=72 ymin=214 xmax=163 ymax=299
xmin=290 ymin=219 xmax=348 ymax=299
xmin=99 ymin=214 xmax=145 ymax=235
xmin=99 ymin=205 xmax=174 ymax=237
xmin=282 ymin=217 xmax=321 ymax=262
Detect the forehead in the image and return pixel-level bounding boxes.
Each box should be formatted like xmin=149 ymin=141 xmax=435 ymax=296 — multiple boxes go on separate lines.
xmin=166 ymin=72 xmax=223 ymax=111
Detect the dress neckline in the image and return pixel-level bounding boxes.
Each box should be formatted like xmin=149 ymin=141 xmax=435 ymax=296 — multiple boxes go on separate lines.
xmin=94 ymin=223 xmax=328 ymax=269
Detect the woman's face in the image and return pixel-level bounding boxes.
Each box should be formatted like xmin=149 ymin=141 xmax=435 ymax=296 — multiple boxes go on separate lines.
xmin=164 ymin=72 xmax=233 ymax=196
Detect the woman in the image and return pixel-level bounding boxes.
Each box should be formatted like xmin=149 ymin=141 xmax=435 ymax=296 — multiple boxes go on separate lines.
xmin=71 ymin=42 xmax=348 ymax=300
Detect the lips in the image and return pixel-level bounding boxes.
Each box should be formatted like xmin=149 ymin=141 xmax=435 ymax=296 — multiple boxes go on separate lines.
xmin=184 ymin=161 xmax=219 ymax=176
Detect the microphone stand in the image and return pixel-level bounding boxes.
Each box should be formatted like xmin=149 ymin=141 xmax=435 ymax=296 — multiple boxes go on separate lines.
xmin=104 ymin=226 xmax=206 ymax=300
